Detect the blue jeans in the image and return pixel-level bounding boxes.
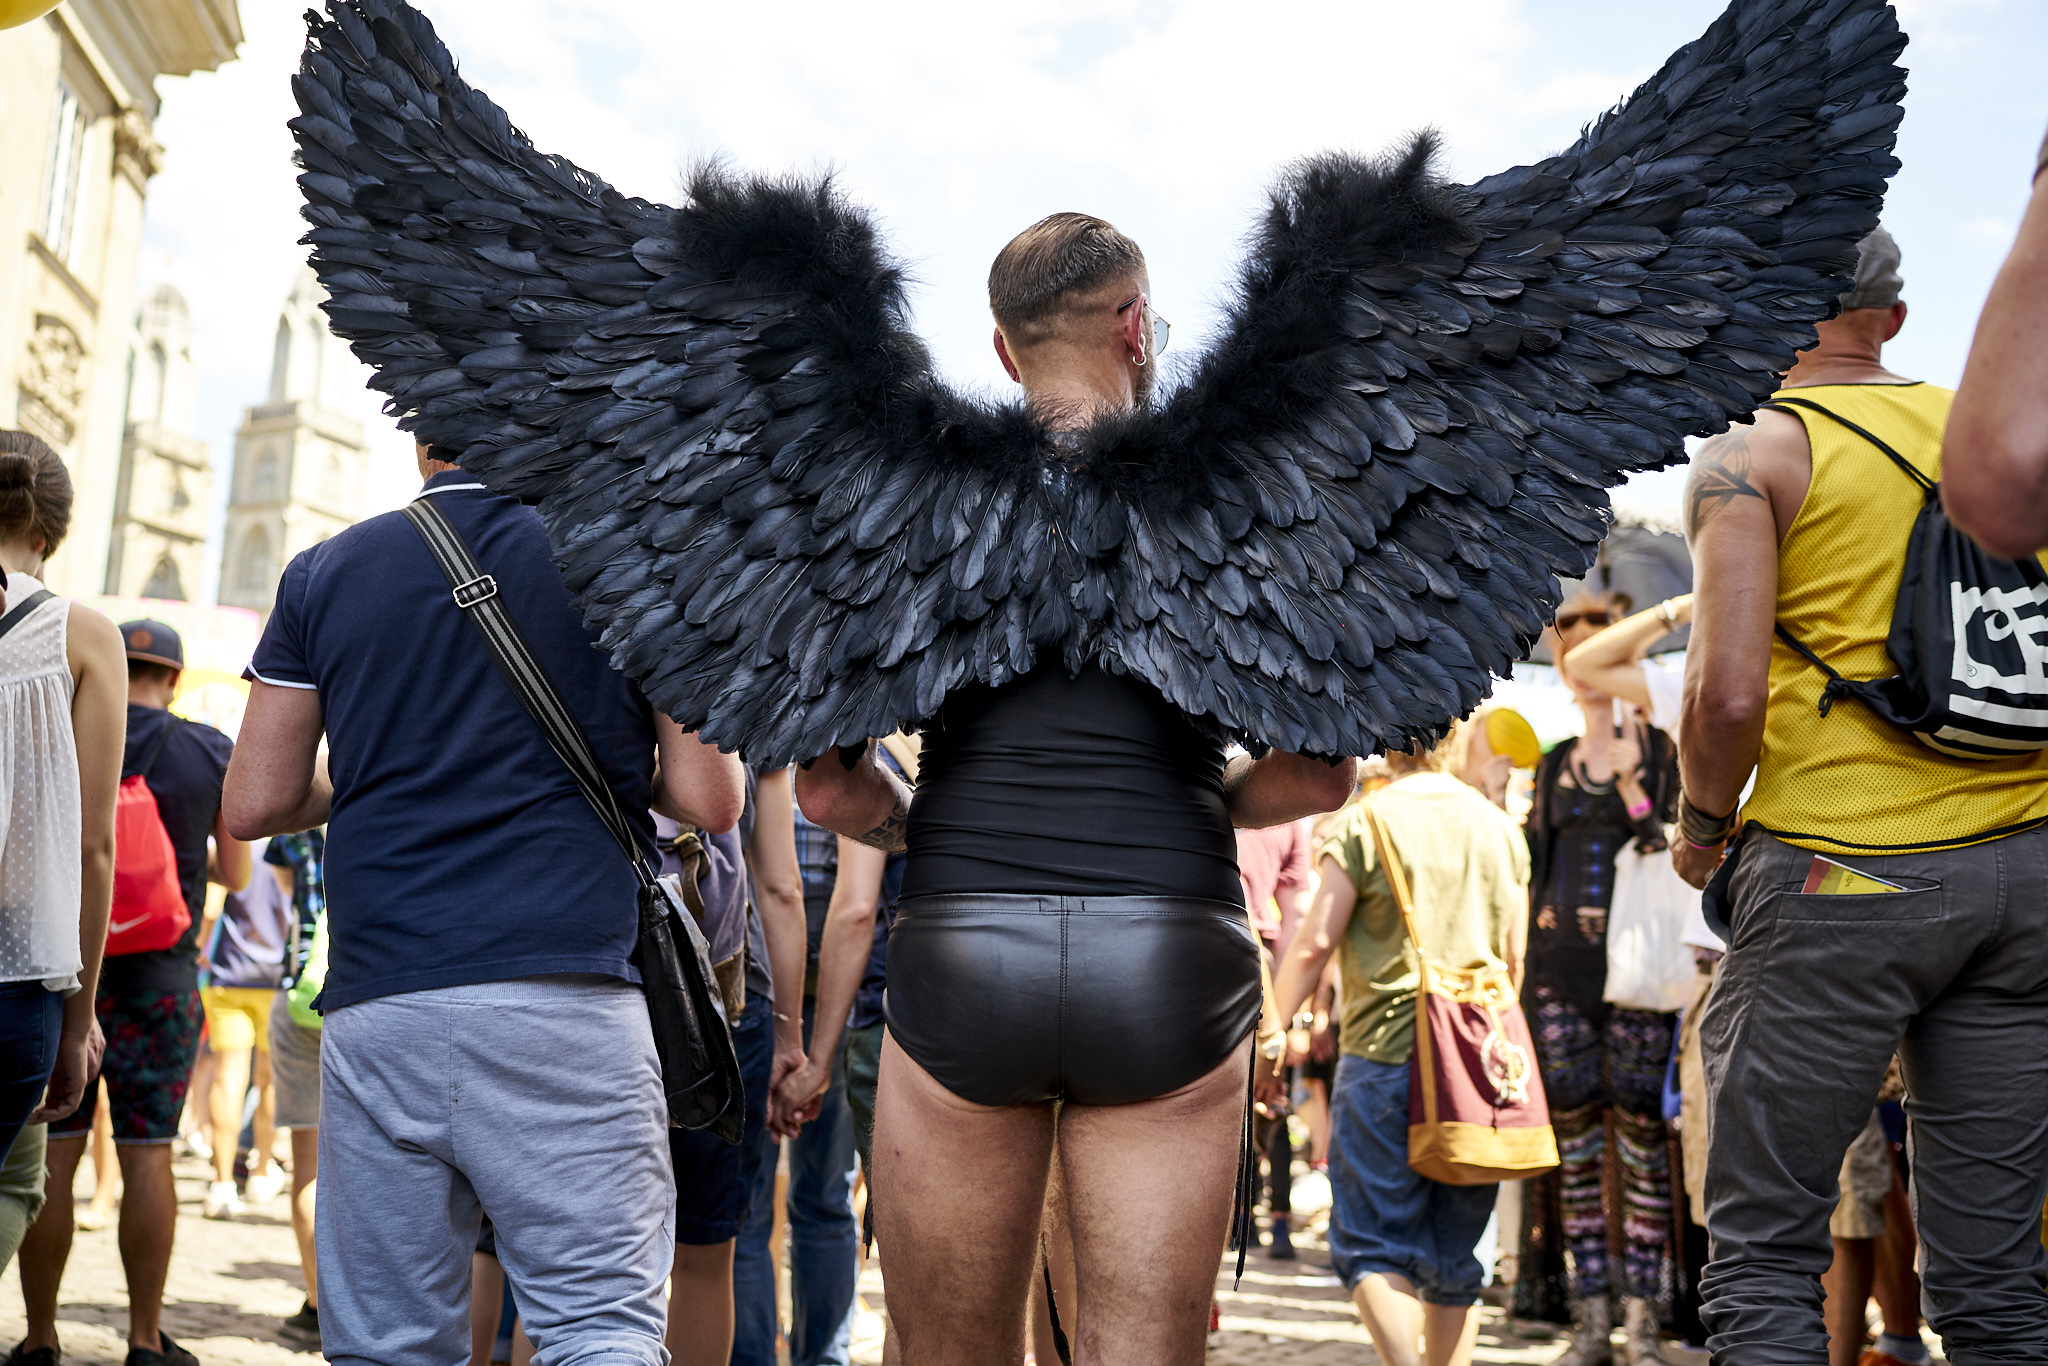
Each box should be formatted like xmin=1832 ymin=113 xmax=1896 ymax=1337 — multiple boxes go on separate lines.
xmin=0 ymin=982 xmax=62 ymax=1161
xmin=1328 ymin=1054 xmax=1496 ymax=1306
xmin=728 ymin=999 xmax=780 ymax=1366
xmin=732 ymin=999 xmax=860 ymax=1366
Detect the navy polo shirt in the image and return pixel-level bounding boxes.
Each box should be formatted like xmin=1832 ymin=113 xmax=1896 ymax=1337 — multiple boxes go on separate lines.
xmin=246 ymin=472 xmax=659 ymax=1009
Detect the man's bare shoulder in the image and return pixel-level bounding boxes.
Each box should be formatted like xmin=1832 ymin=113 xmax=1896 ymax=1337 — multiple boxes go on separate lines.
xmin=1684 ymin=407 xmax=1810 ymax=542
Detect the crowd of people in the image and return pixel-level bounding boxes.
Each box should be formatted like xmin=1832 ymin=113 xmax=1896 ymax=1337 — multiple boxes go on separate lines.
xmin=2 ymin=106 xmax=2048 ymax=1366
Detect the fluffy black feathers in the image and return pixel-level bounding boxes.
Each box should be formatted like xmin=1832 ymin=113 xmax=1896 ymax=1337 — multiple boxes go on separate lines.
xmin=291 ymin=0 xmax=1906 ymax=766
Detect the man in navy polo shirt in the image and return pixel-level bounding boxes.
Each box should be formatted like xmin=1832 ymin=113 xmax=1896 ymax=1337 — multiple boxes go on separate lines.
xmin=224 ymin=445 xmax=744 ymax=1366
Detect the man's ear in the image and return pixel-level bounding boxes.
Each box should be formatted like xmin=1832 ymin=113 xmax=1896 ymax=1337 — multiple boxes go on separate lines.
xmin=993 ymin=328 xmax=1022 ymax=384
xmin=1883 ymin=301 xmax=1908 ymax=342
xmin=1122 ymin=292 xmax=1149 ymax=367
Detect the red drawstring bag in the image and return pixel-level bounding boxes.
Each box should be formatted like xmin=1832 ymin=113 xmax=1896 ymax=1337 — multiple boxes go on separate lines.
xmin=108 ymin=721 xmax=191 ymax=957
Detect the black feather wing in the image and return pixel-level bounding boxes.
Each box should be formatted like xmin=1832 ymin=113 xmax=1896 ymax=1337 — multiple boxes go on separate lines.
xmin=292 ymin=0 xmax=1071 ymax=766
xmin=1111 ymin=0 xmax=1906 ymax=758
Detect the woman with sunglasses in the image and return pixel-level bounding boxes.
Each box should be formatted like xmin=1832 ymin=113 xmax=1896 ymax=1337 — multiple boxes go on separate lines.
xmin=1519 ymin=590 xmax=1684 ymax=1366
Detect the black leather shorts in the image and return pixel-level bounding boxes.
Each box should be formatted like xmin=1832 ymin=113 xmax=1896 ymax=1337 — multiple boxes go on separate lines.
xmin=883 ymin=893 xmax=1263 ymax=1108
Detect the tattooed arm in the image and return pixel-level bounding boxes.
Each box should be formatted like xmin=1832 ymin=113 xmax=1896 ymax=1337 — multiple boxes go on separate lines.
xmin=792 ymin=740 xmax=913 ymax=852
xmin=1674 ymin=408 xmax=1809 ymax=887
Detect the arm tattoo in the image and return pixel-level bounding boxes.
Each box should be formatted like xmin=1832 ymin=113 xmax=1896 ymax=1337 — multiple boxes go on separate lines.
xmin=1685 ymin=429 xmax=1767 ymax=538
xmin=851 ymin=800 xmax=908 ymax=854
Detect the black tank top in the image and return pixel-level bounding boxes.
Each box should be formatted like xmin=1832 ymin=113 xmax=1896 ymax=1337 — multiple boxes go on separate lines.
xmin=900 ymin=661 xmax=1242 ymax=903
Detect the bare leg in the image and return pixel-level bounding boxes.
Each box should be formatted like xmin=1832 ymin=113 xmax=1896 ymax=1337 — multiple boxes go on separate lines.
xmin=250 ymin=1048 xmax=276 ymax=1179
xmin=470 ymin=1252 xmax=505 ymax=1366
xmin=667 ymin=1239 xmax=736 ymax=1366
xmin=871 ymin=1032 xmax=1053 ymax=1366
xmin=1423 ymin=1303 xmax=1480 ymax=1366
xmin=289 ymin=1128 xmax=319 ymax=1307
xmin=18 ymin=1135 xmax=86 ymax=1351
xmin=1873 ymin=1163 xmax=1920 ymax=1343
xmin=510 ymin=1320 xmax=535 ymax=1366
xmin=209 ymin=1045 xmax=253 ymax=1186
xmin=83 ymin=1096 xmax=120 ymax=1227
xmin=1058 ymin=1041 xmax=1250 ymax=1364
xmin=1353 ymin=1272 xmax=1425 ymax=1366
xmin=1303 ymin=1078 xmax=1331 ymax=1167
xmin=181 ymin=1046 xmax=215 ymax=1152
xmin=115 ymin=1143 xmax=179 ymax=1350
xmin=1822 ymin=1237 xmax=1876 ymax=1366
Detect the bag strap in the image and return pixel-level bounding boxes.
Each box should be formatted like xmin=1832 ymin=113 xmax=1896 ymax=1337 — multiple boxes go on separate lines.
xmin=1771 ymin=624 xmax=1857 ymax=716
xmin=133 ymin=715 xmax=182 ymax=781
xmin=0 ymin=588 xmax=54 ymax=643
xmin=1765 ymin=396 xmax=1937 ymax=499
xmin=1362 ymin=799 xmax=1427 ymax=960
xmin=403 ymin=499 xmax=654 ymax=891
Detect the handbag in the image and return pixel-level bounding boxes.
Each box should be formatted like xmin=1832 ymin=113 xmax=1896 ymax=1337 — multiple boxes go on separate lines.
xmin=1365 ymin=801 xmax=1559 ymax=1185
xmin=404 ymin=499 xmax=745 ymax=1142
xmin=1603 ymin=835 xmax=1698 ymax=1014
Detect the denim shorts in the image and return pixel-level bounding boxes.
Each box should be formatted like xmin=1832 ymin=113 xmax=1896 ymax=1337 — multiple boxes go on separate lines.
xmin=1327 ymin=1054 xmax=1497 ymax=1305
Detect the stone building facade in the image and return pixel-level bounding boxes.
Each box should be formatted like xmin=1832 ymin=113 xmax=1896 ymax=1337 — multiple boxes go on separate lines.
xmin=105 ymin=280 xmax=208 ymax=599
xmin=0 ymin=1 xmax=240 ymax=595
xmin=218 ymin=269 xmax=370 ymax=618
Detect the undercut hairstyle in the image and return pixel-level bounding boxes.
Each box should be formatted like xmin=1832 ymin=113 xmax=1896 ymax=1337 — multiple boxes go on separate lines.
xmin=988 ymin=213 xmax=1146 ymax=347
xmin=0 ymin=429 xmax=73 ymax=555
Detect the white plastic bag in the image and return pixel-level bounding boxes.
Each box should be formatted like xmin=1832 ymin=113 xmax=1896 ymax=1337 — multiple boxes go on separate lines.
xmin=1604 ymin=836 xmax=1698 ymax=1013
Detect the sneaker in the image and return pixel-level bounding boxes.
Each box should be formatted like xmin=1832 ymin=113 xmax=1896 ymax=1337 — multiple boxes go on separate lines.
xmin=177 ymin=1130 xmax=211 ymax=1164
xmin=202 ymin=1180 xmax=243 ymax=1220
xmin=245 ymin=1162 xmax=288 ymax=1205
xmin=281 ymin=1302 xmax=319 ymax=1342
xmin=5 ymin=1342 xmax=61 ymax=1366
xmin=1266 ymin=1214 xmax=1297 ymax=1260
xmin=123 ymin=1333 xmax=196 ymax=1366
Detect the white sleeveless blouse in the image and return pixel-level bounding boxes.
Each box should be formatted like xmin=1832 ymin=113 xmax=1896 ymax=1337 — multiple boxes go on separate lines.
xmin=0 ymin=573 xmax=83 ymax=986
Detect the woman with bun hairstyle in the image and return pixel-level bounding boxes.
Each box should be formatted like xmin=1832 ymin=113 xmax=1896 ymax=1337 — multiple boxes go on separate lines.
xmin=0 ymin=431 xmax=124 ymax=1265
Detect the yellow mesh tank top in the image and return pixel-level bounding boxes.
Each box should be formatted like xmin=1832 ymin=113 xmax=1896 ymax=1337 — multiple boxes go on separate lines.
xmin=1742 ymin=381 xmax=2048 ymax=853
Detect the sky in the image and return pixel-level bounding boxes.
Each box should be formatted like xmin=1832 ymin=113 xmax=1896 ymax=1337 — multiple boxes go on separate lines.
xmin=131 ymin=0 xmax=2048 ymax=603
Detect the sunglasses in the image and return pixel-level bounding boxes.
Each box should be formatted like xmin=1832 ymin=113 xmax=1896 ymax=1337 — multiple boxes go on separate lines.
xmin=1554 ymin=610 xmax=1613 ymax=630
xmin=1116 ymin=294 xmax=1170 ymax=359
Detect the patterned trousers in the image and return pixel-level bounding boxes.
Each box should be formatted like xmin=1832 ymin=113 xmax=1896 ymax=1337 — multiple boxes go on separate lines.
xmin=1532 ymin=986 xmax=1677 ymax=1307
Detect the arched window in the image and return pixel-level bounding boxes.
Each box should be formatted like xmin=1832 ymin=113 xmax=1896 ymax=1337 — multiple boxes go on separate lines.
xmin=140 ymin=554 xmax=185 ymax=602
xmin=237 ymin=526 xmax=274 ymax=597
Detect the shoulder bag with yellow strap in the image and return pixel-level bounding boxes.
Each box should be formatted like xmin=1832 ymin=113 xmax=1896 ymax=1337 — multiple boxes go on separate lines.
xmin=1365 ymin=800 xmax=1558 ymax=1184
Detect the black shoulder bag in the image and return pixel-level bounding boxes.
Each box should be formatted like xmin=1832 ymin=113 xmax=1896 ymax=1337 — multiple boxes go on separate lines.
xmin=404 ymin=499 xmax=744 ymax=1143
xmin=1768 ymin=395 xmax=2048 ymax=760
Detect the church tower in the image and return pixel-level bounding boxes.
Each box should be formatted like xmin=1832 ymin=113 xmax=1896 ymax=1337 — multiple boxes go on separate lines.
xmin=219 ymin=269 xmax=369 ymax=617
xmin=105 ymin=283 xmax=210 ymax=601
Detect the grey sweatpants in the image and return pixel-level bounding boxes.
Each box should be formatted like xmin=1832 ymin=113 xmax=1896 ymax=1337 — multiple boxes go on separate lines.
xmin=1700 ymin=825 xmax=2048 ymax=1365
xmin=318 ymin=976 xmax=674 ymax=1366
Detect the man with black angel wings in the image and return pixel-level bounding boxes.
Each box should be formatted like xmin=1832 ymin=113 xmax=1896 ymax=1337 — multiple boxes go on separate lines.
xmin=287 ymin=0 xmax=1903 ymax=1360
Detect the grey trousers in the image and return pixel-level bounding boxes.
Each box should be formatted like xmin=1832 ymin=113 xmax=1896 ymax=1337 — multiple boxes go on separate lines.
xmin=1699 ymin=825 xmax=2048 ymax=1364
xmin=318 ymin=976 xmax=674 ymax=1366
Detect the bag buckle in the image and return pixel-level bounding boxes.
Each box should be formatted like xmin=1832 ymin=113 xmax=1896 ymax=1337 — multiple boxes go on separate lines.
xmin=452 ymin=574 xmax=498 ymax=609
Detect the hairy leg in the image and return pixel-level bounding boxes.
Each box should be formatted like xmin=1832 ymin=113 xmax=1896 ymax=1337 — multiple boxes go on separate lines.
xmin=19 ymin=1135 xmax=86 ymax=1350
xmin=871 ymin=1032 xmax=1052 ymax=1366
xmin=116 ymin=1143 xmax=179 ymax=1350
xmin=1058 ymin=1041 xmax=1250 ymax=1364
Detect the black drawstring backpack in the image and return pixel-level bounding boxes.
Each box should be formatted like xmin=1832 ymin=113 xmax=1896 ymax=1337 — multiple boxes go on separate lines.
xmin=1768 ymin=395 xmax=2048 ymax=761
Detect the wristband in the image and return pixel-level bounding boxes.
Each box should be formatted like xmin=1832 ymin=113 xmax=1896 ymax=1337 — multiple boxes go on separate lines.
xmin=1626 ymin=795 xmax=1654 ymax=820
xmin=1655 ymin=598 xmax=1676 ymax=630
xmin=1678 ymin=794 xmax=1738 ymax=847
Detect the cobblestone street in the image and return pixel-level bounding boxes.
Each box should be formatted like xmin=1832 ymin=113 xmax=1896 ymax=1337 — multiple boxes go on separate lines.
xmin=0 ymin=1151 xmax=1572 ymax=1366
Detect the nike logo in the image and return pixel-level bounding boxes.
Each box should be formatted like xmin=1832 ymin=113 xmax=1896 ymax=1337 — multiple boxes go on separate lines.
xmin=108 ymin=916 xmax=152 ymax=936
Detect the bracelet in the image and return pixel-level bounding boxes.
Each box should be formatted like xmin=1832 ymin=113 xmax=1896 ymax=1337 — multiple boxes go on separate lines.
xmin=1626 ymin=795 xmax=1654 ymax=820
xmin=1678 ymin=794 xmax=1738 ymax=847
xmin=1655 ymin=599 xmax=1676 ymax=630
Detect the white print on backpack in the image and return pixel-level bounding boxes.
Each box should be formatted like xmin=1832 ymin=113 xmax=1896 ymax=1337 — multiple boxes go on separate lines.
xmin=1950 ymin=580 xmax=2048 ymax=699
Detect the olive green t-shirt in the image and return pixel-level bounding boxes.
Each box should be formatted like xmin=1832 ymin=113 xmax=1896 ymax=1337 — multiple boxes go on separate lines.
xmin=1319 ymin=773 xmax=1531 ymax=1065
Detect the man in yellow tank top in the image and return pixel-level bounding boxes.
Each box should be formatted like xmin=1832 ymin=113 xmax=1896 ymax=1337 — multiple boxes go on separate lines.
xmin=1673 ymin=229 xmax=2048 ymax=1363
